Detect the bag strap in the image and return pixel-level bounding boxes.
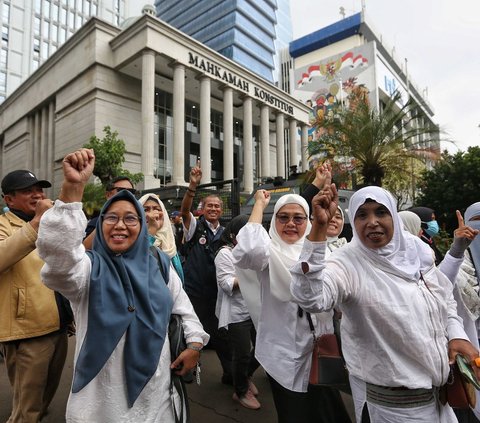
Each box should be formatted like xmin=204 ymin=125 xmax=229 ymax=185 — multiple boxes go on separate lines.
xmin=150 ymin=246 xmax=190 ymax=423
xmin=150 ymin=245 xmax=171 ymax=284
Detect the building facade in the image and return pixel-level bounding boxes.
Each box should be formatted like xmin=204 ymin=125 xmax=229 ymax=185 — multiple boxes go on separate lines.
xmin=0 ymin=12 xmax=309 ymax=196
xmin=154 ymin=0 xmax=292 ymax=84
xmin=0 ymin=0 xmax=146 ymax=103
xmin=286 ymin=12 xmax=439 ymax=169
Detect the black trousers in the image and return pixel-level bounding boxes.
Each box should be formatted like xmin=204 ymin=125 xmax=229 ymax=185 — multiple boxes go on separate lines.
xmin=189 ymin=295 xmax=232 ymax=378
xmin=267 ymin=374 xmax=352 ymax=423
xmin=227 ymin=319 xmax=260 ymax=396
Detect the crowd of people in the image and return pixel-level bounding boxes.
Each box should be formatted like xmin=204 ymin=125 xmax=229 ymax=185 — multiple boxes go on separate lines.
xmin=1 ymin=148 xmax=480 ymax=423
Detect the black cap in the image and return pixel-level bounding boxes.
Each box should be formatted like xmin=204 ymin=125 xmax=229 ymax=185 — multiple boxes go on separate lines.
xmin=1 ymin=170 xmax=51 ymax=195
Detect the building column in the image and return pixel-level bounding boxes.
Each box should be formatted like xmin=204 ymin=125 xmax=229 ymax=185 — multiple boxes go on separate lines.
xmin=223 ymin=86 xmax=234 ymax=181
xmin=47 ymin=102 xmax=55 ymax=184
xmin=172 ymin=62 xmax=186 ymax=185
xmin=40 ymin=106 xmax=48 ymax=179
xmin=301 ymin=124 xmax=309 ymax=172
xmin=260 ymin=104 xmax=270 ymax=179
xmin=141 ymin=50 xmax=158 ymax=189
xmin=242 ymin=96 xmax=253 ymax=193
xmin=276 ymin=112 xmax=285 ymax=178
xmin=199 ymin=76 xmax=211 ymax=183
xmin=289 ymin=119 xmax=298 ymax=173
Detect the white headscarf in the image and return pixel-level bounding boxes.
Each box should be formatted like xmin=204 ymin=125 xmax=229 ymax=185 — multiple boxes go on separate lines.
xmin=327 ymin=206 xmax=347 ymax=251
xmin=399 ymin=210 xmax=422 ymax=237
xmin=348 ymin=186 xmax=433 ymax=280
xmin=138 ymin=193 xmax=177 ymax=258
xmin=268 ymin=194 xmax=312 ymax=301
xmin=465 ymin=202 xmax=480 ymax=283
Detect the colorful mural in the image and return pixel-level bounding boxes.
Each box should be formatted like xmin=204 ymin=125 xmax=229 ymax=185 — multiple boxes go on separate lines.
xmin=294 ymin=43 xmax=376 ymax=169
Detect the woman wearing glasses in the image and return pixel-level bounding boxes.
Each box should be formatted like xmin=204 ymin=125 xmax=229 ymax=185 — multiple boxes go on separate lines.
xmin=232 ymin=189 xmax=351 ymax=423
xmin=36 ymin=149 xmax=208 ymax=422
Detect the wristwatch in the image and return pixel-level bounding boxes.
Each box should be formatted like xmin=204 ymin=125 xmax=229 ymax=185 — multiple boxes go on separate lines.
xmin=187 ymin=343 xmax=202 ymax=352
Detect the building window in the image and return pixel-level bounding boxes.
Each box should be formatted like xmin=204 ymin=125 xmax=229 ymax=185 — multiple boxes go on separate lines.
xmin=91 ymin=1 xmax=97 ymax=16
xmin=59 ymin=26 xmax=66 ymax=42
xmin=60 ymin=7 xmax=66 ymax=24
xmin=42 ymin=41 xmax=49 ymax=59
xmin=33 ymin=37 xmax=40 ymax=53
xmin=34 ymin=16 xmax=41 ymax=34
xmin=76 ymin=13 xmax=81 ymax=28
xmin=52 ymin=3 xmax=59 ymax=21
xmin=43 ymin=20 xmax=50 ymax=37
xmin=52 ymin=23 xmax=58 ymax=41
xmin=34 ymin=0 xmax=42 ymax=14
xmin=68 ymin=10 xmax=74 ymax=27
xmin=0 ymin=71 xmax=6 ymax=91
xmin=1 ymin=25 xmax=8 ymax=42
xmin=1 ymin=48 xmax=7 ymax=67
xmin=2 ymin=3 xmax=10 ymax=22
xmin=32 ymin=57 xmax=39 ymax=70
xmin=44 ymin=0 xmax=51 ymax=19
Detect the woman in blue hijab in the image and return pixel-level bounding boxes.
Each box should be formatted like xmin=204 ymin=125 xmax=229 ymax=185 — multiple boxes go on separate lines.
xmin=37 ymin=149 xmax=209 ymax=422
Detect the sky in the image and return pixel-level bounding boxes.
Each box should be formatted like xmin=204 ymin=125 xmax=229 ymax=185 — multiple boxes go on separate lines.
xmin=290 ymin=0 xmax=480 ymax=152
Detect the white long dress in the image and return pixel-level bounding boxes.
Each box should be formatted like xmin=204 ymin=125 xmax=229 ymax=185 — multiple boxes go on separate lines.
xmin=37 ymin=201 xmax=209 ymax=423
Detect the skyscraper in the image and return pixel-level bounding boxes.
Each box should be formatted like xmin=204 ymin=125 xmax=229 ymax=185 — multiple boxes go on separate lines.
xmin=0 ymin=0 xmax=143 ymax=103
xmin=154 ymin=0 xmax=292 ymax=83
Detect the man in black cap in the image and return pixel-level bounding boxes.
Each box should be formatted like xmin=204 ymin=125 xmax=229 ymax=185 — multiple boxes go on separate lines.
xmin=0 ymin=170 xmax=69 ymax=423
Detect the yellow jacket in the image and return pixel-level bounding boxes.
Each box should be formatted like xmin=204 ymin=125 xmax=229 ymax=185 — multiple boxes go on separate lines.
xmin=0 ymin=211 xmax=59 ymax=342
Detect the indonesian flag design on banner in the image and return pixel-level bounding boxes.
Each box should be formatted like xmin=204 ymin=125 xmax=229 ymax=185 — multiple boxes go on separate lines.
xmin=297 ymin=52 xmax=368 ymax=87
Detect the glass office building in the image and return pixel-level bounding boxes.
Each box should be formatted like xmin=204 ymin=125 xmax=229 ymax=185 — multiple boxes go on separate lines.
xmin=0 ymin=0 xmax=141 ymax=103
xmin=155 ymin=0 xmax=292 ymax=83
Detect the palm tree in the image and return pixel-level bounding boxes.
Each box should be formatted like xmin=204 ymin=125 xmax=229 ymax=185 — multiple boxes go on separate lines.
xmin=308 ymin=91 xmax=440 ymax=187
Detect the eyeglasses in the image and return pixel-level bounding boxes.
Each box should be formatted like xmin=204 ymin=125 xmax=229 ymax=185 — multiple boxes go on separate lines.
xmin=102 ymin=213 xmax=141 ymax=227
xmin=112 ymin=187 xmax=137 ymax=195
xmin=275 ymin=214 xmax=308 ymax=225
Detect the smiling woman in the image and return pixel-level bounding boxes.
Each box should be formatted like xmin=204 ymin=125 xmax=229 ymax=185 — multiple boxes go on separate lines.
xmin=290 ymin=177 xmax=480 ymax=423
xmin=36 ymin=149 xmax=209 ymax=422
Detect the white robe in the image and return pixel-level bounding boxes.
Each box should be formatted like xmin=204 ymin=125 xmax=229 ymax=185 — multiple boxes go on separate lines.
xmin=290 ymin=239 xmax=466 ymax=422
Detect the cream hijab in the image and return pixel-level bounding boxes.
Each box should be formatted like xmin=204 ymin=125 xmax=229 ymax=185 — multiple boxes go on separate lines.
xmin=138 ymin=193 xmax=177 ymax=258
xmin=348 ymin=186 xmax=433 ymax=280
xmin=327 ymin=206 xmax=347 ymax=251
xmin=399 ymin=210 xmax=422 ymax=237
xmin=268 ymin=194 xmax=312 ymax=301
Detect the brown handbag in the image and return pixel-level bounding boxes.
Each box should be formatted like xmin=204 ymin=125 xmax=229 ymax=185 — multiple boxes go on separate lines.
xmin=443 ymin=356 xmax=477 ymax=409
xmin=306 ymin=312 xmax=351 ymax=393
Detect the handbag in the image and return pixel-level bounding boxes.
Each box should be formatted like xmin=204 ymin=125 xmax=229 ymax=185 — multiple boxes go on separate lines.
xmin=306 ymin=311 xmax=351 ymax=393
xmin=150 ymin=246 xmax=191 ymax=423
xmin=444 ymin=354 xmax=479 ymax=409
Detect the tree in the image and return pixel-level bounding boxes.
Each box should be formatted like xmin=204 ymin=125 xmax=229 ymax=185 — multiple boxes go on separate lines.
xmin=83 ymin=126 xmax=143 ymax=186
xmin=82 ymin=126 xmax=143 ymax=216
xmin=308 ymin=91 xmax=440 ymax=187
xmin=416 ymin=146 xmax=480 ymax=234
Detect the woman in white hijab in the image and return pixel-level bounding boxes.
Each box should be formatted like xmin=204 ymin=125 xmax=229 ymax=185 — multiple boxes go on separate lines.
xmin=139 ymin=193 xmax=184 ymax=282
xmin=233 ymin=189 xmax=351 ymax=423
xmin=290 ymin=175 xmax=480 ymax=423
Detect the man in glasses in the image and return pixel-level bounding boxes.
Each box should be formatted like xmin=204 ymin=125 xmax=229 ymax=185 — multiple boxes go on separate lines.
xmin=83 ymin=176 xmax=136 ymax=249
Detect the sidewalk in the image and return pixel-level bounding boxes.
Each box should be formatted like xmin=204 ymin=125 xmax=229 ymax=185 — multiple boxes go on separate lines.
xmin=0 ymin=338 xmax=278 ymax=422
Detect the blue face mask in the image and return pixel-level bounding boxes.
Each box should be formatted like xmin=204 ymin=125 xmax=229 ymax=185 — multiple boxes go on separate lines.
xmin=424 ymin=220 xmax=439 ymax=237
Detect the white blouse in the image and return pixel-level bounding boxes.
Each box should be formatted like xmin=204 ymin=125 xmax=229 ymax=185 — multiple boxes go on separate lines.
xmin=232 ymin=223 xmax=333 ymax=393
